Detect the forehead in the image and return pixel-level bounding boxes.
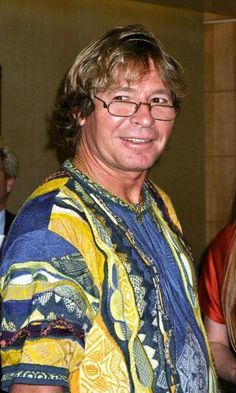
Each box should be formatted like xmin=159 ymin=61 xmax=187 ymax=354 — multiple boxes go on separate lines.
xmin=114 ymin=59 xmax=161 ymax=85
xmin=100 ymin=65 xmax=169 ymax=98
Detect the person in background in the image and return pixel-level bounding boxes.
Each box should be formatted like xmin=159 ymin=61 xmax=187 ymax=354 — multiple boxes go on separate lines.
xmin=0 ymin=24 xmax=218 ymax=392
xmin=0 ymin=138 xmax=18 ymax=247
xmin=198 ymin=221 xmax=236 ymax=392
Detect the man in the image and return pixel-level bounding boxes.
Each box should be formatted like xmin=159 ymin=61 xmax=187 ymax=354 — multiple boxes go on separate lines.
xmin=0 ymin=25 xmax=218 ymax=392
xmin=0 ymin=138 xmax=18 ymax=247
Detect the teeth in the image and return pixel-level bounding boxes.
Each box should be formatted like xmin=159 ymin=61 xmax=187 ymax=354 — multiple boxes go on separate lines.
xmin=125 ymin=138 xmax=149 ymax=143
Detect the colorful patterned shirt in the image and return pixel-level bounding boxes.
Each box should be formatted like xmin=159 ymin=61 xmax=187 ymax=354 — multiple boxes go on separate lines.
xmin=0 ymin=160 xmax=218 ymax=392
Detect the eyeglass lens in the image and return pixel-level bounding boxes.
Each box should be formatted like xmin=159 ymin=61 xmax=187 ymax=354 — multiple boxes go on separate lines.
xmin=108 ymin=101 xmax=176 ymax=120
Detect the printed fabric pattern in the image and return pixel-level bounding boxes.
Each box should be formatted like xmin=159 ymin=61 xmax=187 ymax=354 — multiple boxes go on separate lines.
xmin=0 ymin=160 xmax=218 ymax=392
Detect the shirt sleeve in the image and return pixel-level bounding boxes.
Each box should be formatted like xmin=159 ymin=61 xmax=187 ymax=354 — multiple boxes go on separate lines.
xmin=1 ymin=225 xmax=99 ymax=390
xmin=198 ymin=224 xmax=234 ymax=324
xmin=198 ymin=246 xmax=225 ymax=324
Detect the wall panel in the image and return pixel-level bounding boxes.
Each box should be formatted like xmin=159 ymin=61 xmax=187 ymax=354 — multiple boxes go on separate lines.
xmin=204 ymin=15 xmax=236 ymax=243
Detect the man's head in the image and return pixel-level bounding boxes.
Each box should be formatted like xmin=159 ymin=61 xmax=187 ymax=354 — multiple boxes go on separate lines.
xmin=54 ymin=24 xmax=185 ymax=153
xmin=0 ymin=138 xmax=18 ymax=211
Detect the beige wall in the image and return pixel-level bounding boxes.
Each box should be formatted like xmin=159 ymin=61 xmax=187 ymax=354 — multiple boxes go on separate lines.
xmin=204 ymin=14 xmax=236 ymax=243
xmin=0 ymin=0 xmax=205 ymax=262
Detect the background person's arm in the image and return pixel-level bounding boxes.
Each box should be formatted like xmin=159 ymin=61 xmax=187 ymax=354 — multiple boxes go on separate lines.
xmin=10 ymin=384 xmax=64 ymax=393
xmin=204 ymin=316 xmax=236 ymax=383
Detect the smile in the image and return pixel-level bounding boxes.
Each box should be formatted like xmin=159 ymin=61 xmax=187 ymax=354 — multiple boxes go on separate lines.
xmin=123 ymin=138 xmax=151 ymax=143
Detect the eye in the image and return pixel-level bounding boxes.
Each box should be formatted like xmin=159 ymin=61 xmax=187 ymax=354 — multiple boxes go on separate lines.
xmin=151 ymin=96 xmax=171 ymax=105
xmin=113 ymin=95 xmax=129 ymax=102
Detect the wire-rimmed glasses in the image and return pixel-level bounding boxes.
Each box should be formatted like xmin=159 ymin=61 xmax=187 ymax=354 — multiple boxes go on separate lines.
xmin=94 ymin=95 xmax=177 ymax=121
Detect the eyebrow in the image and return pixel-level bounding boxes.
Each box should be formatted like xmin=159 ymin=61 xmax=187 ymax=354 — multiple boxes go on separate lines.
xmin=109 ymin=86 xmax=171 ymax=95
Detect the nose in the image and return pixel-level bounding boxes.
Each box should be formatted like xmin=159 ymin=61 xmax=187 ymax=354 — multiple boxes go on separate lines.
xmin=130 ymin=102 xmax=154 ymax=127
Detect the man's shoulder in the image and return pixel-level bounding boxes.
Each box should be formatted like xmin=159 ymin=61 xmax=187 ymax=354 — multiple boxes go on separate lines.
xmin=29 ymin=168 xmax=71 ymax=202
xmin=8 ymin=169 xmax=72 ymax=235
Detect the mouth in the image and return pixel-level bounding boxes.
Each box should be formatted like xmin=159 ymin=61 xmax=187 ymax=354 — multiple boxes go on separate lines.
xmin=122 ymin=137 xmax=152 ymax=144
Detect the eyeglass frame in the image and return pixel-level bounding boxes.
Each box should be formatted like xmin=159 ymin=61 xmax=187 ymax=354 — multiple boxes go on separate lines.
xmin=94 ymin=95 xmax=178 ymax=121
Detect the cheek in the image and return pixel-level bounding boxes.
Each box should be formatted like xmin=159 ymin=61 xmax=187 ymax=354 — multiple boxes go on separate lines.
xmin=160 ymin=122 xmax=173 ymax=138
xmin=101 ymin=112 xmax=124 ymax=125
xmin=96 ymin=116 xmax=126 ymax=138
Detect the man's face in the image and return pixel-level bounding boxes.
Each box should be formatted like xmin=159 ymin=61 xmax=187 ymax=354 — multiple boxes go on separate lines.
xmin=79 ymin=62 xmax=175 ymax=176
xmin=0 ymin=168 xmax=15 ymax=211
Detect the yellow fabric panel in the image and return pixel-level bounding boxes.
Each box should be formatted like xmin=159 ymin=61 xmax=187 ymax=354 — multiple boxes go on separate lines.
xmin=29 ymin=177 xmax=69 ymax=200
xmin=50 ymin=211 xmax=105 ymax=292
xmin=49 ymin=188 xmax=106 ymax=291
xmin=73 ymin=313 xmax=130 ymax=393
xmin=2 ymin=337 xmax=84 ymax=373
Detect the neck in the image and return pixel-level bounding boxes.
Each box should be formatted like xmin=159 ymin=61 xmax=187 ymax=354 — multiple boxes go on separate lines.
xmin=73 ymin=152 xmax=146 ymax=205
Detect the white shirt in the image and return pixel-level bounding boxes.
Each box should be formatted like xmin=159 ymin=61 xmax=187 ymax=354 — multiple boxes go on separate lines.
xmin=0 ymin=209 xmax=6 ymax=247
xmin=0 ymin=208 xmax=5 ymax=235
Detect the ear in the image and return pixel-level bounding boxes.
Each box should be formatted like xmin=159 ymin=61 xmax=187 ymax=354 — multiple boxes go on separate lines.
xmin=74 ymin=113 xmax=86 ymax=126
xmin=78 ymin=117 xmax=86 ymax=126
xmin=6 ymin=177 xmax=16 ymax=194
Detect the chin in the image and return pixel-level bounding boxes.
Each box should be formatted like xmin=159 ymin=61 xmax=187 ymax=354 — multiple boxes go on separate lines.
xmin=125 ymin=163 xmax=153 ymax=172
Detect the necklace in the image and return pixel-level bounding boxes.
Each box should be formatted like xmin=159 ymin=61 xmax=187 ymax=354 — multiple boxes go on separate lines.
xmin=74 ymin=154 xmax=144 ymax=222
